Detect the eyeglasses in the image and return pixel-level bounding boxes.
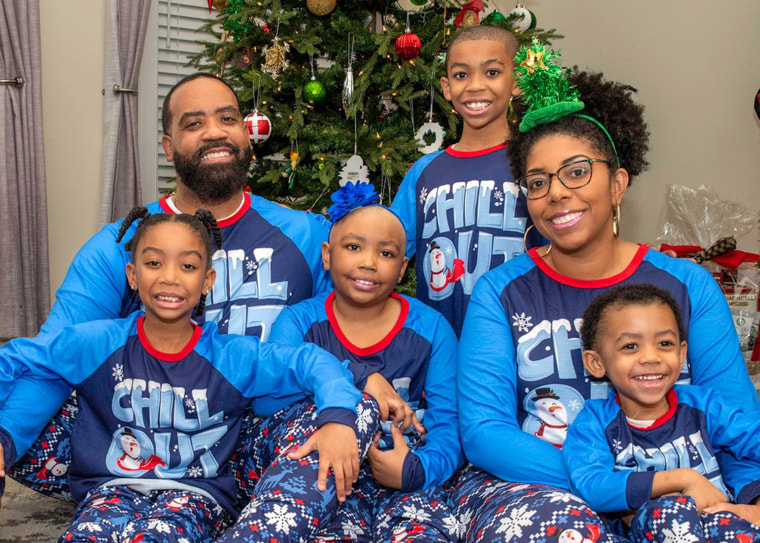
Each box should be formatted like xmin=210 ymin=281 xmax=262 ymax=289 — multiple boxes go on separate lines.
xmin=516 ymin=158 xmax=612 ymax=200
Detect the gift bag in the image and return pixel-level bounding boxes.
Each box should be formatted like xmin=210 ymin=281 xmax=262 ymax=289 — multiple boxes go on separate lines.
xmin=656 ymin=184 xmax=759 ymax=363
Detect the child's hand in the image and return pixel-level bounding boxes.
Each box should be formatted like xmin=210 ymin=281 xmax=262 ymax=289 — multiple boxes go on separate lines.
xmin=287 ymin=422 xmax=359 ymax=503
xmin=681 ymin=471 xmax=728 ymax=511
xmin=704 ymin=503 xmax=760 ymax=525
xmin=364 ymin=372 xmax=425 ymax=434
xmin=367 ymin=423 xmax=408 ymax=490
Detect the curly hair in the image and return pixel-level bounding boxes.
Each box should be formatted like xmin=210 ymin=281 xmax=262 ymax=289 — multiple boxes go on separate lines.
xmin=580 ymin=283 xmax=685 ymax=352
xmin=508 ymin=69 xmax=650 ymax=185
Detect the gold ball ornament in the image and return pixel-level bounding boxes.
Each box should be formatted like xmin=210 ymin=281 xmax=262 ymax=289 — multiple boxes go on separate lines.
xmin=307 ymin=0 xmax=336 ymax=16
xmin=212 ymin=0 xmax=229 ymax=11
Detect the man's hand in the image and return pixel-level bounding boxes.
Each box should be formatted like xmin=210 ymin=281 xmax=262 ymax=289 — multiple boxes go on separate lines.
xmin=364 ymin=372 xmax=425 ymax=434
xmin=367 ymin=423 xmax=408 ymax=490
xmin=288 ymin=422 xmax=359 ymax=502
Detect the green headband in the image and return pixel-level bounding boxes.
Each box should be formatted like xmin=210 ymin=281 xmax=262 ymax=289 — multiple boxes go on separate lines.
xmin=573 ymin=114 xmax=620 ymax=168
xmin=514 ymin=39 xmax=620 ymax=168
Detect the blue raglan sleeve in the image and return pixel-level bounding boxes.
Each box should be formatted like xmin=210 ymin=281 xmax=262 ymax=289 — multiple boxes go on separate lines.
xmin=255 ymin=304 xmax=316 ymax=416
xmin=564 ymin=401 xmax=651 ymax=512
xmin=0 ymin=222 xmax=134 ymax=457
xmin=457 ymin=271 xmax=570 ymax=489
xmin=390 ymin=153 xmax=438 ymax=259
xmin=0 ymin=319 xmax=129 ymax=461
xmin=220 ymin=335 xmax=362 ymax=422
xmin=685 ymin=386 xmax=760 ymax=504
xmin=406 ymin=313 xmax=463 ymax=489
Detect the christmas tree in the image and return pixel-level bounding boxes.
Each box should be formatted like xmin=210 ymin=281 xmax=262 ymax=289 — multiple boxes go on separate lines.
xmin=190 ymin=0 xmax=561 ymax=212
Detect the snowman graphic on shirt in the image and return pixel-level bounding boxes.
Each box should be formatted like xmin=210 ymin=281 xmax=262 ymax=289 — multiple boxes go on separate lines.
xmin=427 ymin=240 xmax=464 ymax=295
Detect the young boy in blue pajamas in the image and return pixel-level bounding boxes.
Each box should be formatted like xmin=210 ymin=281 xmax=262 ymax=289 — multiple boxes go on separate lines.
xmin=391 ymin=25 xmax=538 ymax=336
xmin=0 ymin=209 xmax=377 ymax=542
xmin=269 ymin=182 xmax=464 ymax=542
xmin=565 ymin=283 xmax=760 ymax=541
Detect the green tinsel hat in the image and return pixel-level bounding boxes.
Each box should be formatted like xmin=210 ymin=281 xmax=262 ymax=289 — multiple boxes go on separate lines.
xmin=515 ymin=38 xmax=584 ymax=133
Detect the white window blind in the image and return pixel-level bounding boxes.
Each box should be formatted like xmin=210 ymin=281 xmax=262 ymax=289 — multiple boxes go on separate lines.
xmin=139 ymin=0 xmax=215 ymax=200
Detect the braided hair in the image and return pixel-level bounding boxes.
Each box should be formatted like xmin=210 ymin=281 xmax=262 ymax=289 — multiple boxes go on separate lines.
xmin=116 ymin=207 xmax=223 ymax=315
xmin=508 ymin=69 xmax=650 ymax=185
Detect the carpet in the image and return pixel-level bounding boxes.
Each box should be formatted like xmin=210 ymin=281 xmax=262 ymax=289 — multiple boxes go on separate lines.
xmin=0 ymin=478 xmax=74 ymax=542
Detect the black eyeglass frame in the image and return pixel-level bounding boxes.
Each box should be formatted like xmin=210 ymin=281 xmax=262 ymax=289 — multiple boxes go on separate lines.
xmin=516 ymin=158 xmax=613 ymax=200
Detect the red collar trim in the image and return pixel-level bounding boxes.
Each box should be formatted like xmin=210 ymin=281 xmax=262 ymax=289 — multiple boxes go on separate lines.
xmin=445 ymin=143 xmax=507 ymax=158
xmin=325 ymin=291 xmax=409 ymax=356
xmin=157 ymin=193 xmax=250 ymax=228
xmin=529 ymin=244 xmax=649 ymax=288
xmin=620 ymin=388 xmax=678 ymax=430
xmin=137 ymin=315 xmax=202 ymax=362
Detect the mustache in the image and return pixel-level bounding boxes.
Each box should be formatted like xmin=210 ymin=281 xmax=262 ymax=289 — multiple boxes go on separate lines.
xmin=192 ymin=141 xmax=241 ymax=162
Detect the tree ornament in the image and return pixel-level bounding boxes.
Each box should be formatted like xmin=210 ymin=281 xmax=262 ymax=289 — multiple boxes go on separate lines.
xmin=209 ymin=0 xmax=229 ymax=11
xmin=237 ymin=47 xmax=252 ymax=69
xmin=262 ymin=35 xmax=290 ymax=79
xmin=304 ymin=78 xmax=327 ymax=104
xmin=304 ymin=55 xmax=326 ymax=105
xmin=455 ymin=0 xmax=484 ymax=28
xmin=436 ymin=46 xmax=447 ymax=66
xmin=415 ymin=122 xmax=445 ymax=154
xmin=244 ymin=111 xmax=272 ymax=144
xmin=395 ymin=15 xmax=421 ymax=61
xmin=482 ymin=10 xmax=506 ymax=24
xmin=342 ymin=34 xmax=355 ymax=117
xmin=307 ymin=0 xmax=336 ymax=16
xmin=509 ymin=2 xmax=537 ymax=33
xmin=339 ymin=155 xmax=371 ymax=186
xmin=396 ymin=0 xmax=430 ymax=13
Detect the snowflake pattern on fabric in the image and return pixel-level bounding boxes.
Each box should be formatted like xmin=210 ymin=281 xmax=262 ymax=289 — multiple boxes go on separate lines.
xmin=512 ymin=312 xmax=534 ymax=332
xmin=112 ymin=363 xmax=124 ymax=381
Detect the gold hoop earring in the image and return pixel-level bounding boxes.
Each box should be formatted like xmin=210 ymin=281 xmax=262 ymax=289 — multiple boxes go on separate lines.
xmin=613 ymin=205 xmax=621 ymax=239
xmin=523 ymin=224 xmax=552 ymax=257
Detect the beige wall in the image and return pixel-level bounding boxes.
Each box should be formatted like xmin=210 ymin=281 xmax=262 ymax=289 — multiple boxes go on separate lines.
xmin=40 ymin=0 xmax=105 ymax=295
xmin=40 ymin=0 xmax=759 ymax=299
xmin=493 ymin=0 xmax=760 ymax=250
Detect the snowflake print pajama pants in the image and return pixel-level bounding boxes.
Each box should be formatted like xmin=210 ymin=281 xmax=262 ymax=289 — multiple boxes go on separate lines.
xmin=448 ymin=464 xmax=627 ymax=542
xmin=313 ymin=461 xmax=460 ymax=542
xmin=629 ymin=495 xmax=760 ymax=543
xmin=218 ymin=395 xmax=380 ymax=542
xmin=60 ymin=485 xmax=232 ymax=543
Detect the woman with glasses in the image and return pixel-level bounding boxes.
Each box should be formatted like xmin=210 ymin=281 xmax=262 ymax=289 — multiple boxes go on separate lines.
xmin=451 ymin=69 xmax=760 ymax=540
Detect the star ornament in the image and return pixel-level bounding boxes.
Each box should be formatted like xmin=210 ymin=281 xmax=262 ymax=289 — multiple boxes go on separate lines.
xmin=520 ymin=48 xmax=546 ymax=74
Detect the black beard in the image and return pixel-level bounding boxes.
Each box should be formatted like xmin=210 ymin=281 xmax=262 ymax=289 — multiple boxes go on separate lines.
xmin=172 ymin=141 xmax=253 ymax=204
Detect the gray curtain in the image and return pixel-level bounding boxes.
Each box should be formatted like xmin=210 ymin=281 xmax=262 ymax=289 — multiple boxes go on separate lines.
xmin=101 ymin=0 xmax=151 ymax=223
xmin=0 ymin=0 xmax=50 ymax=338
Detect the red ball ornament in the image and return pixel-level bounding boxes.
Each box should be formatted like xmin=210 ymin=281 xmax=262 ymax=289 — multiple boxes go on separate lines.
xmin=395 ymin=29 xmax=421 ymax=60
xmin=244 ymin=111 xmax=272 ymax=144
